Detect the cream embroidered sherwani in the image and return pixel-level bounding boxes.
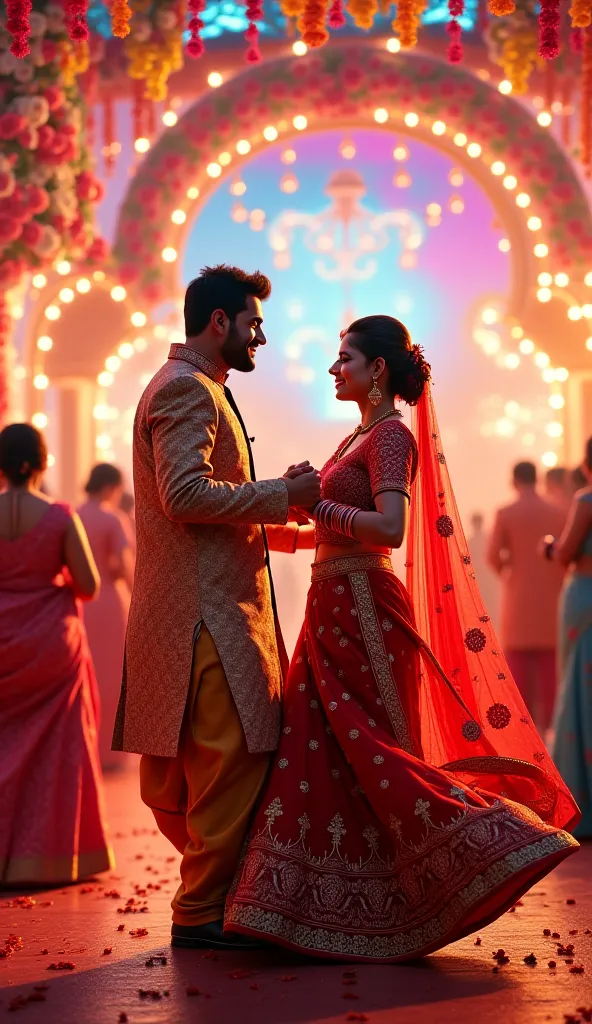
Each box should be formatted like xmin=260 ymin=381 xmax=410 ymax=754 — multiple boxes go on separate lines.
xmin=112 ymin=344 xmax=290 ymax=757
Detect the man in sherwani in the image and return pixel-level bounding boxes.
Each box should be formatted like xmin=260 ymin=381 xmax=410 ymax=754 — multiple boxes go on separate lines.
xmin=113 ymin=265 xmax=320 ymax=949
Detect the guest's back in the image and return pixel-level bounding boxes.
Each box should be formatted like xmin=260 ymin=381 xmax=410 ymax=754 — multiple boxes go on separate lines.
xmin=0 ymin=423 xmax=113 ymax=886
xmin=488 ymin=476 xmax=565 ymax=650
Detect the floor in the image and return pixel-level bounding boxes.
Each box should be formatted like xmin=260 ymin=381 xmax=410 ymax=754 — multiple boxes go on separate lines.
xmin=1 ymin=769 xmax=591 ymax=1024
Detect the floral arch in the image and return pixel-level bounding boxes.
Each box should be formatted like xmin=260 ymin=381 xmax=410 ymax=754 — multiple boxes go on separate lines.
xmin=113 ymin=42 xmax=592 ymax=372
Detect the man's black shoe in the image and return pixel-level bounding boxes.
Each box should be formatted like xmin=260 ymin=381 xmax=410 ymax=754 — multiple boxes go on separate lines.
xmin=171 ymin=920 xmax=265 ymax=950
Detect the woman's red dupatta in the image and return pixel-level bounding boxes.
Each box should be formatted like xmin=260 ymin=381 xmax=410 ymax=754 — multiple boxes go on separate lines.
xmin=406 ymin=384 xmax=579 ymax=832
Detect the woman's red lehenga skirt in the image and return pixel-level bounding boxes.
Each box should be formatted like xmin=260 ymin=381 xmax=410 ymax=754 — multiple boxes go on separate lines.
xmin=225 ymin=555 xmax=578 ymax=963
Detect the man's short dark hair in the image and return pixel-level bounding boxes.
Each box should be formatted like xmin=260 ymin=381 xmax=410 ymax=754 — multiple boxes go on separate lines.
xmin=546 ymin=466 xmax=566 ymax=488
xmin=184 ymin=264 xmax=271 ymax=337
xmin=513 ymin=461 xmax=537 ymax=486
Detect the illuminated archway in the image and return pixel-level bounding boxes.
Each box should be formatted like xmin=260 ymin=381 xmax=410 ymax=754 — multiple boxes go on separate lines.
xmin=113 ymin=43 xmax=592 ymax=374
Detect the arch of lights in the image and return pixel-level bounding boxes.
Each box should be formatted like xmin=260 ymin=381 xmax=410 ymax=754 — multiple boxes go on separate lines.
xmin=23 ymin=42 xmax=592 ymax=469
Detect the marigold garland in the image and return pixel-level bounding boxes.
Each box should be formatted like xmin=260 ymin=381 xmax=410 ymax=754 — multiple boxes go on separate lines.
xmin=65 ymin=0 xmax=90 ymax=42
xmin=186 ymin=0 xmax=206 ymax=58
xmin=561 ymin=77 xmax=573 ymax=145
xmin=279 ymin=0 xmax=306 ymax=14
xmin=245 ymin=0 xmax=263 ymax=61
xmin=500 ymin=28 xmax=538 ymax=92
xmin=347 ymin=0 xmax=379 ymax=32
xmin=111 ymin=0 xmax=132 ymax=39
xmin=538 ymin=0 xmax=560 ymax=59
xmin=125 ymin=1 xmax=184 ymax=101
xmin=488 ymin=0 xmax=515 ymax=14
xmin=570 ymin=0 xmax=592 ymax=29
xmin=103 ymin=96 xmax=116 ymax=176
xmin=581 ymin=25 xmax=592 ymax=174
xmin=297 ymin=0 xmax=330 ymax=46
xmin=328 ymin=0 xmax=346 ymax=28
xmin=392 ymin=0 xmax=425 ymax=47
xmin=6 ymin=0 xmax=32 ymax=58
xmin=447 ymin=0 xmax=464 ymax=62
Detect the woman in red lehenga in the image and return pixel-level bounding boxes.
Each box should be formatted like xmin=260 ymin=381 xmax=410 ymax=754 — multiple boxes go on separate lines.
xmin=0 ymin=424 xmax=114 ymax=886
xmin=225 ymin=315 xmax=580 ymax=962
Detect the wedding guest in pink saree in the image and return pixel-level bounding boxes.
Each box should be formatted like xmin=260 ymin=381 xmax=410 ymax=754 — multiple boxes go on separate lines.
xmin=0 ymin=424 xmax=114 ymax=886
xmin=225 ymin=315 xmax=579 ymax=962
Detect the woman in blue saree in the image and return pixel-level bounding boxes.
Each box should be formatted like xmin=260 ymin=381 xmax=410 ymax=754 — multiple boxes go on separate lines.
xmin=547 ymin=437 xmax=592 ymax=838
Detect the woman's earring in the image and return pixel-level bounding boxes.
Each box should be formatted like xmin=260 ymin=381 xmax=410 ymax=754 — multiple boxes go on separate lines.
xmin=368 ymin=374 xmax=382 ymax=406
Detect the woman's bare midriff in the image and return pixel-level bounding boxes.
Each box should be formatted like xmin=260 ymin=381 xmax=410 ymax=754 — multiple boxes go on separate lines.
xmin=315 ymin=541 xmax=392 ymax=563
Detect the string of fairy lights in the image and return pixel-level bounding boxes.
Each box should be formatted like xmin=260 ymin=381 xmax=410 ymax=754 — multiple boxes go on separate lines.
xmin=10 ymin=37 xmax=592 ymax=471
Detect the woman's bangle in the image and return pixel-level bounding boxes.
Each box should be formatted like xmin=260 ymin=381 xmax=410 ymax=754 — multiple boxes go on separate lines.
xmin=314 ymin=499 xmax=359 ymax=540
xmin=543 ymin=535 xmax=555 ymax=561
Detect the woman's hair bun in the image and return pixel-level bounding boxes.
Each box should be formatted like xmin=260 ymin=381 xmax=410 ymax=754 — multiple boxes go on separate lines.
xmin=346 ymin=315 xmax=431 ymax=406
xmin=401 ymin=342 xmax=432 ymax=406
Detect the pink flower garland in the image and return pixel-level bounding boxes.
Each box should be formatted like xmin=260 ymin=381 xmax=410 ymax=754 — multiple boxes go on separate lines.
xmin=187 ymin=0 xmax=206 ymax=58
xmin=6 ymin=0 xmax=32 ymax=59
xmin=245 ymin=0 xmax=263 ymax=62
xmin=328 ymin=0 xmax=346 ymax=27
xmin=539 ymin=0 xmax=561 ymax=59
xmin=65 ymin=0 xmax=90 ymax=42
xmin=447 ymin=0 xmax=464 ymax=62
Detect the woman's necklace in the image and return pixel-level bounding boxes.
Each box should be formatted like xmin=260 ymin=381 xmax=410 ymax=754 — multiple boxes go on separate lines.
xmin=335 ymin=407 xmax=401 ymax=462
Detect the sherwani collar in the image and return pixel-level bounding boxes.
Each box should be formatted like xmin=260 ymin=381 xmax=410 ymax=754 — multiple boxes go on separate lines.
xmin=168 ymin=344 xmax=229 ymax=386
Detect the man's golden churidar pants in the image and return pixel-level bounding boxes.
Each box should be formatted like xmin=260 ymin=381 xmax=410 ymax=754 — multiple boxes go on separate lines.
xmin=140 ymin=626 xmax=270 ymax=926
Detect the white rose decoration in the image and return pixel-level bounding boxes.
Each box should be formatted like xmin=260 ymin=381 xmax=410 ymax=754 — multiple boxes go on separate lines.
xmin=28 ymin=12 xmax=48 ymax=36
xmin=14 ymin=59 xmax=35 ymax=84
xmin=0 ymin=49 xmax=18 ymax=76
xmin=27 ymin=165 xmax=53 ymax=186
xmin=0 ymin=170 xmax=15 ymax=199
xmin=154 ymin=7 xmax=178 ymax=30
xmin=13 ymin=95 xmax=50 ymax=128
xmin=29 ymin=40 xmax=47 ymax=67
xmin=45 ymin=3 xmax=65 ymax=33
xmin=32 ymin=224 xmax=62 ymax=258
xmin=131 ymin=14 xmax=152 ymax=42
xmin=51 ymin=188 xmax=78 ymax=220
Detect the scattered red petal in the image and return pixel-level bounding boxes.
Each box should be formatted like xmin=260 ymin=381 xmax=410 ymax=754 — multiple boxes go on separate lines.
xmin=118 ymin=1014 xmax=128 ymax=1023
xmin=492 ymin=966 xmax=499 ymax=973
xmin=117 ymin=925 xmax=125 ymax=932
xmin=548 ymin=960 xmax=557 ymax=968
xmin=345 ymin=1016 xmax=369 ymax=1022
xmin=8 ymin=995 xmax=28 ymax=1011
xmin=543 ymin=929 xmax=551 ymax=936
xmin=46 ymin=961 xmax=75 ymax=971
xmin=474 ymin=936 xmax=482 ymax=945
xmin=103 ymin=948 xmax=113 ymax=956
xmin=567 ymin=899 xmax=577 ymax=905
xmin=129 ymin=928 xmax=149 ymax=938
xmin=570 ymin=965 xmax=585 ymax=974
xmin=523 ymin=953 xmax=537 ymax=965
xmin=570 ymin=930 xmax=579 ymax=935
xmin=552 ymin=932 xmax=561 ymax=939
xmin=40 ymin=948 xmax=49 ymax=955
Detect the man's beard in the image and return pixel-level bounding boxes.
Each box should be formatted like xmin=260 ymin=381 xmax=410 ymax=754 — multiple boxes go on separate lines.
xmin=221 ymin=321 xmax=256 ymax=373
